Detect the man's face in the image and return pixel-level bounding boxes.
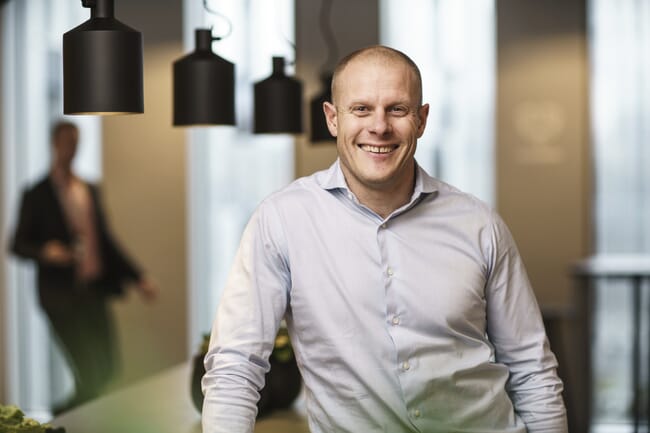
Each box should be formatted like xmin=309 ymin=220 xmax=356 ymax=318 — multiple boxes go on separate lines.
xmin=324 ymin=57 xmax=429 ymax=196
xmin=53 ymin=127 xmax=78 ymax=168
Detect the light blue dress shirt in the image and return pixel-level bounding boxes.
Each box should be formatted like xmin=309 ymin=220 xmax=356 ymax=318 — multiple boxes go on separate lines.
xmin=202 ymin=160 xmax=568 ymax=433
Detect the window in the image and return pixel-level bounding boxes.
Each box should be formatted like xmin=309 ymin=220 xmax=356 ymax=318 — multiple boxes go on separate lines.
xmin=589 ymin=0 xmax=650 ymax=428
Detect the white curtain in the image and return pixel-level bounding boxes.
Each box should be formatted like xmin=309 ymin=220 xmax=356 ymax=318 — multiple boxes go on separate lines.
xmin=589 ymin=0 xmax=650 ymax=425
xmin=184 ymin=0 xmax=296 ymax=354
xmin=379 ymin=0 xmax=495 ymax=204
xmin=1 ymin=0 xmax=101 ymax=418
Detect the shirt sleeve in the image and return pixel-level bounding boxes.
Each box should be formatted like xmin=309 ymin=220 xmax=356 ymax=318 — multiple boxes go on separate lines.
xmin=485 ymin=210 xmax=568 ymax=433
xmin=201 ymin=200 xmax=291 ymax=433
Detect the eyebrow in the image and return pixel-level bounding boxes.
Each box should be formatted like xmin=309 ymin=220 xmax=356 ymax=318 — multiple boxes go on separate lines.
xmin=344 ymin=99 xmax=413 ymax=107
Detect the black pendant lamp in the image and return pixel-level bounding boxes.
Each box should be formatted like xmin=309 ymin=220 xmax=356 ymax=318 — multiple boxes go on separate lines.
xmin=173 ymin=29 xmax=235 ymax=126
xmin=310 ymin=73 xmax=334 ymax=142
xmin=63 ymin=0 xmax=143 ymax=115
xmin=254 ymin=57 xmax=303 ymax=134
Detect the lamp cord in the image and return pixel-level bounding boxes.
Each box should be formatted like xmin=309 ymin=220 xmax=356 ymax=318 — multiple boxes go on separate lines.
xmin=203 ymin=0 xmax=233 ymax=40
xmin=319 ymin=0 xmax=338 ymax=74
xmin=273 ymin=2 xmax=296 ymax=67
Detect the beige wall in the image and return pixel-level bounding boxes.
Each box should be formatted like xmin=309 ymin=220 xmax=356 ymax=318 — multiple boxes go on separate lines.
xmin=295 ymin=0 xmax=378 ymax=177
xmin=101 ymin=0 xmax=187 ymax=388
xmin=496 ymin=0 xmax=591 ymax=308
xmin=496 ymin=2 xmax=591 ymax=428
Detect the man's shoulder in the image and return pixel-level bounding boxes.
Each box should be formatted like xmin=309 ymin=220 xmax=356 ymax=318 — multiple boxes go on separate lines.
xmin=429 ymin=177 xmax=494 ymax=216
xmin=263 ymin=168 xmax=330 ymax=205
xmin=23 ymin=176 xmax=52 ymax=197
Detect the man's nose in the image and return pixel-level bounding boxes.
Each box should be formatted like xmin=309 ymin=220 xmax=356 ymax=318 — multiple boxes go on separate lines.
xmin=368 ymin=110 xmax=391 ymax=135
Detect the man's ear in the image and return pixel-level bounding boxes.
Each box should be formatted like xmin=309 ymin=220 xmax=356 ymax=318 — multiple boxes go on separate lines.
xmin=416 ymin=103 xmax=430 ymax=138
xmin=323 ymin=101 xmax=338 ymax=137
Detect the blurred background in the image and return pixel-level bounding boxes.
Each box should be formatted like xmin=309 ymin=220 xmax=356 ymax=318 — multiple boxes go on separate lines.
xmin=0 ymin=0 xmax=648 ymax=432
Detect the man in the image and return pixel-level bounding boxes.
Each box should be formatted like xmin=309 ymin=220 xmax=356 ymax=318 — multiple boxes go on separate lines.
xmin=10 ymin=121 xmax=157 ymax=411
xmin=202 ymin=46 xmax=568 ymax=432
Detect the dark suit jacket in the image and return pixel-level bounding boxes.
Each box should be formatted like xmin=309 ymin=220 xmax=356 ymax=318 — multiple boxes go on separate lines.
xmin=10 ymin=176 xmax=141 ymax=308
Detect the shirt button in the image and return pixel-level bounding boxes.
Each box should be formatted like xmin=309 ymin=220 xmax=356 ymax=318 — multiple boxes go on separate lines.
xmin=381 ymin=223 xmax=387 ymax=229
xmin=387 ymin=267 xmax=394 ymax=277
xmin=412 ymin=409 xmax=421 ymax=418
xmin=391 ymin=316 xmax=400 ymax=325
xmin=401 ymin=361 xmax=410 ymax=371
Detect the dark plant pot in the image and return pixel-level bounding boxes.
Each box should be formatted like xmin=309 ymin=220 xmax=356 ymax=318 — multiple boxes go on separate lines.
xmin=191 ymin=354 xmax=205 ymax=412
xmin=257 ymin=355 xmax=302 ymax=418
xmin=190 ymin=352 xmax=302 ymax=416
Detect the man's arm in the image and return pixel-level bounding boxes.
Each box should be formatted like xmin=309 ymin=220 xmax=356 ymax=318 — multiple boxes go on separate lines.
xmin=202 ymin=201 xmax=290 ymax=433
xmin=91 ymin=186 xmax=141 ymax=280
xmin=90 ymin=185 xmax=160 ymax=300
xmin=485 ymin=211 xmax=568 ymax=433
xmin=10 ymin=189 xmax=47 ymax=261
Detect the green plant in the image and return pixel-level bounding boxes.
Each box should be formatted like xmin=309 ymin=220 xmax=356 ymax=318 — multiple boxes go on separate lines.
xmin=198 ymin=325 xmax=295 ymax=362
xmin=0 ymin=404 xmax=64 ymax=433
xmin=270 ymin=326 xmax=294 ymax=363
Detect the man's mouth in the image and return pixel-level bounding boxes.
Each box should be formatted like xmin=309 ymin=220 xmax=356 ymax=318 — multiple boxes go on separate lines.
xmin=359 ymin=144 xmax=399 ymax=154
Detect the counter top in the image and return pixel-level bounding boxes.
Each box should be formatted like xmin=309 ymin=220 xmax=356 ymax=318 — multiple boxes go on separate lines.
xmin=52 ymin=362 xmax=310 ymax=433
xmin=572 ymin=253 xmax=650 ymax=277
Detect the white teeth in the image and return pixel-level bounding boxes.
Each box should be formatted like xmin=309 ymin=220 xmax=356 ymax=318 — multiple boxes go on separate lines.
xmin=361 ymin=145 xmax=396 ymax=154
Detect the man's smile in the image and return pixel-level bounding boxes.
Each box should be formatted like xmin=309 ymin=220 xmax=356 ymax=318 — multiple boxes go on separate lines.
xmin=358 ymin=144 xmax=400 ymax=154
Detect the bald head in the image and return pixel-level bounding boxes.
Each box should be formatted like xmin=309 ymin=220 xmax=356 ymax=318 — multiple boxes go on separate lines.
xmin=51 ymin=121 xmax=78 ymax=145
xmin=331 ymin=45 xmax=423 ymax=107
xmin=50 ymin=121 xmax=79 ymax=169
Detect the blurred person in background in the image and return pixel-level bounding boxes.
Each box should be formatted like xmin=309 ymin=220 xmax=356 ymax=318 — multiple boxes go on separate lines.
xmin=9 ymin=121 xmax=158 ymax=413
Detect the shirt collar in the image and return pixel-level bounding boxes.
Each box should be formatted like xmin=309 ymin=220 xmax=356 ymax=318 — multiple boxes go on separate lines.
xmin=317 ymin=158 xmax=439 ymax=198
xmin=317 ymin=159 xmax=348 ymax=191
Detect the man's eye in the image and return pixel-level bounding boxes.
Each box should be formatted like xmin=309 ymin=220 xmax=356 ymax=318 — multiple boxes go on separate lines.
xmin=389 ymin=106 xmax=409 ymax=116
xmin=350 ymin=106 xmax=371 ymax=117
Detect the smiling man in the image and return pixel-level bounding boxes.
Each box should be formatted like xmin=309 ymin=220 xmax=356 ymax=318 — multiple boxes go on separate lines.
xmin=323 ymin=48 xmax=427 ymax=219
xmin=202 ymin=46 xmax=568 ymax=433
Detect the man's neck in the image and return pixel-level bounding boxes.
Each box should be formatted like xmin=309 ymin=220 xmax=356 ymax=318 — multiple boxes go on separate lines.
xmin=50 ymin=165 xmax=74 ymax=186
xmin=343 ymin=169 xmax=416 ymax=220
xmin=360 ymin=193 xmax=410 ymax=219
